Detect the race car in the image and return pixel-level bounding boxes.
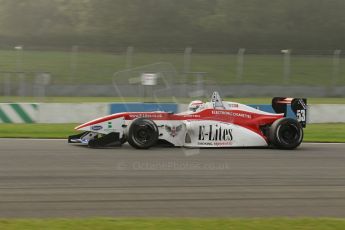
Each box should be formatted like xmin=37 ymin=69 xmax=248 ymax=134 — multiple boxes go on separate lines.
xmin=68 ymin=92 xmax=307 ymax=149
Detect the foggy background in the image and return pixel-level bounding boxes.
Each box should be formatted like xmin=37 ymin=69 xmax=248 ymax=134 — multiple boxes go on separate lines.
xmin=0 ymin=0 xmax=344 ymax=99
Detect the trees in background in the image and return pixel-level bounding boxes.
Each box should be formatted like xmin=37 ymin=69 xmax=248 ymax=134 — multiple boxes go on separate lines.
xmin=0 ymin=0 xmax=344 ymax=49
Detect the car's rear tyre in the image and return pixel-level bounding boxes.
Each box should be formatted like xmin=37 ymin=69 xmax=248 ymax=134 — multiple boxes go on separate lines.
xmin=269 ymin=118 xmax=303 ymax=149
xmin=127 ymin=118 xmax=159 ymax=149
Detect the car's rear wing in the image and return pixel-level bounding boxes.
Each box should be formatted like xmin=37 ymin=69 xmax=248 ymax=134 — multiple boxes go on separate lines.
xmin=272 ymin=97 xmax=307 ymax=128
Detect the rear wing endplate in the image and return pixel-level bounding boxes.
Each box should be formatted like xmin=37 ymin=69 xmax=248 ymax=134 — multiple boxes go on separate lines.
xmin=272 ymin=97 xmax=307 ymax=128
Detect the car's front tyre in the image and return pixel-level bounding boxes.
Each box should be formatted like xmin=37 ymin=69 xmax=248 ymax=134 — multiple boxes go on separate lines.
xmin=127 ymin=118 xmax=159 ymax=149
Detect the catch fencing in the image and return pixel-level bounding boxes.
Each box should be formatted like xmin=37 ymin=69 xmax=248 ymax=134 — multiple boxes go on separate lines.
xmin=0 ymin=47 xmax=344 ymax=99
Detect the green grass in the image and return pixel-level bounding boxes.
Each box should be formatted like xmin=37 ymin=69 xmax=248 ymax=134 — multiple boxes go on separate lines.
xmin=0 ymin=123 xmax=77 ymax=138
xmin=0 ymin=50 xmax=344 ymax=86
xmin=0 ymin=96 xmax=344 ymax=104
xmin=0 ymin=218 xmax=344 ymax=230
xmin=0 ymin=123 xmax=344 ymax=142
xmin=304 ymin=123 xmax=345 ymax=142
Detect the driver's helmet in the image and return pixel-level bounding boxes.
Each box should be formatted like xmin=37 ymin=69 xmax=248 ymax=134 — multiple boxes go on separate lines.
xmin=188 ymin=100 xmax=204 ymax=112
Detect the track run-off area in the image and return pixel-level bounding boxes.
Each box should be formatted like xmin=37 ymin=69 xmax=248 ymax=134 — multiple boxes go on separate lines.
xmin=0 ymin=139 xmax=344 ymax=218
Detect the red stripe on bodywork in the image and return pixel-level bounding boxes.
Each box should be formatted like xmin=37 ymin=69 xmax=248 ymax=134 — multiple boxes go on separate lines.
xmin=75 ymin=113 xmax=126 ymax=130
xmin=76 ymin=109 xmax=283 ymax=140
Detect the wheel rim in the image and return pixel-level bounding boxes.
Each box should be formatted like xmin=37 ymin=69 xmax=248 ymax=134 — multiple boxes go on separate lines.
xmin=278 ymin=123 xmax=300 ymax=145
xmin=133 ymin=125 xmax=154 ymax=145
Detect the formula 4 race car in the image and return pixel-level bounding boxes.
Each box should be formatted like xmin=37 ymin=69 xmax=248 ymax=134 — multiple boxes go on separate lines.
xmin=68 ymin=92 xmax=307 ymax=149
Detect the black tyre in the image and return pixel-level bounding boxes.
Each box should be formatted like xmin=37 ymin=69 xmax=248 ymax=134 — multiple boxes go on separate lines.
xmin=127 ymin=118 xmax=159 ymax=149
xmin=269 ymin=118 xmax=303 ymax=149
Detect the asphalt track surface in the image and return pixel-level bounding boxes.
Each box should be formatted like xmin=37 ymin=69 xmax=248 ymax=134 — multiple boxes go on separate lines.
xmin=0 ymin=139 xmax=344 ymax=218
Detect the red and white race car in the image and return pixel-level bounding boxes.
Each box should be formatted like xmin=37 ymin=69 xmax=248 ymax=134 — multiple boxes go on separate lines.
xmin=68 ymin=92 xmax=307 ymax=149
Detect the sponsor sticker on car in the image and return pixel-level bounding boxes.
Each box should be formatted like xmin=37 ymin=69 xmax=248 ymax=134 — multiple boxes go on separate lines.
xmin=91 ymin=125 xmax=103 ymax=131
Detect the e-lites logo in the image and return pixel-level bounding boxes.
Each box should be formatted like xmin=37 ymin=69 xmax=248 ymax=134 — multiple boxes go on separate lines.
xmin=198 ymin=125 xmax=233 ymax=141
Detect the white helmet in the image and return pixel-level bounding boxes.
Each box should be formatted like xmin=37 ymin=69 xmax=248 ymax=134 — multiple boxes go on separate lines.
xmin=188 ymin=100 xmax=204 ymax=112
